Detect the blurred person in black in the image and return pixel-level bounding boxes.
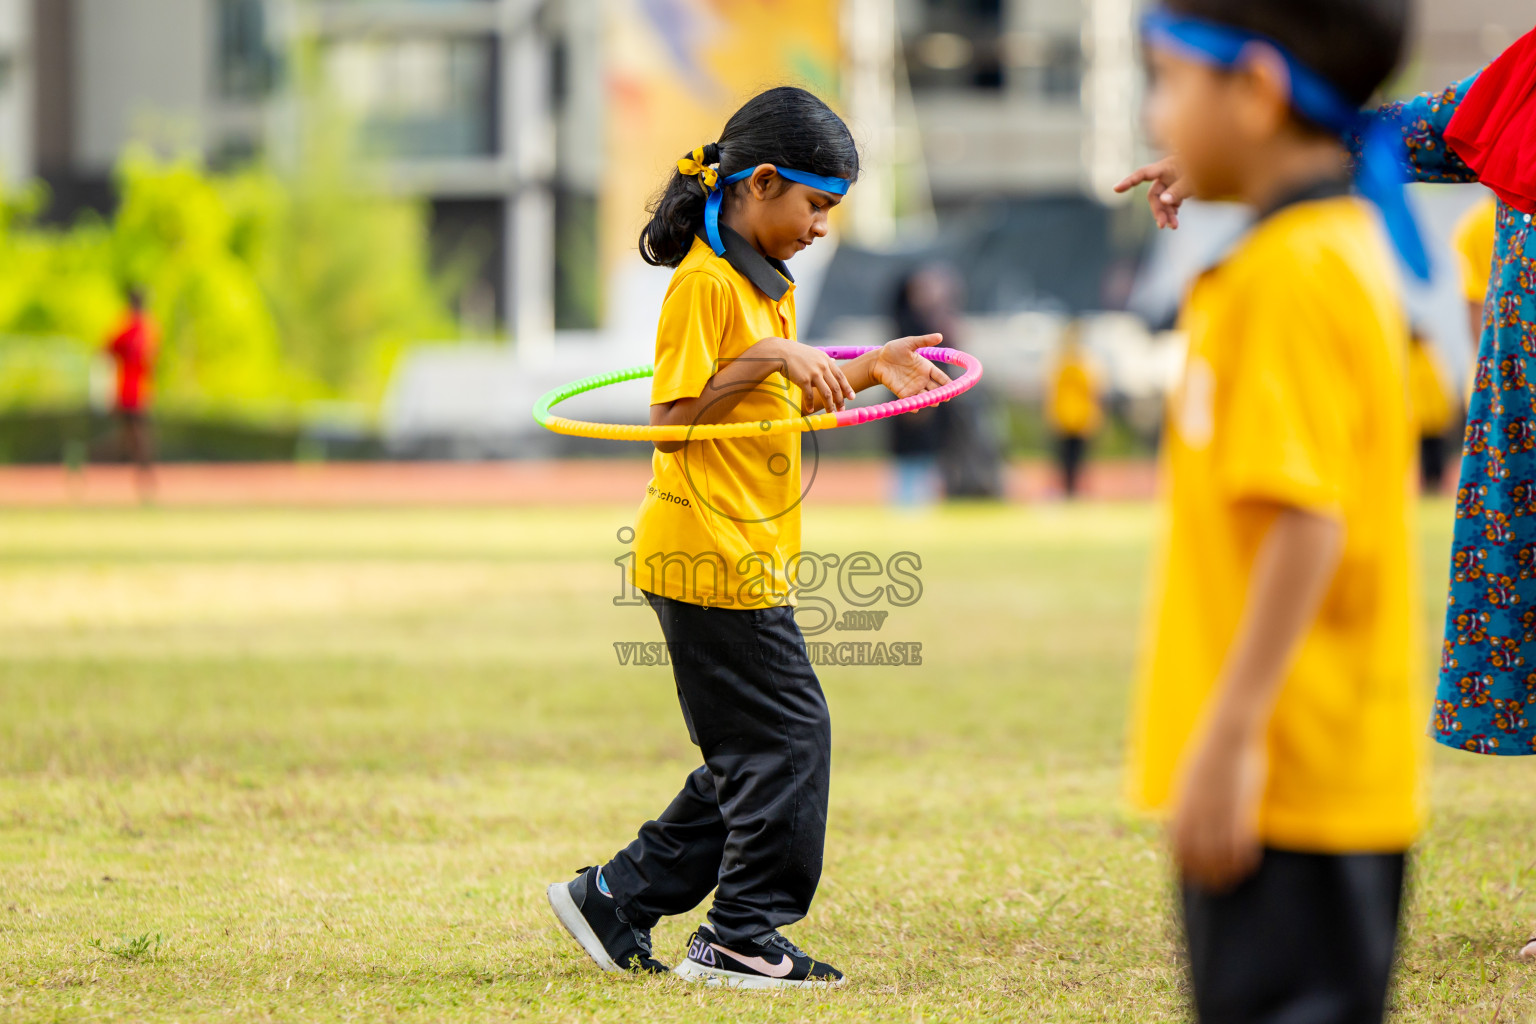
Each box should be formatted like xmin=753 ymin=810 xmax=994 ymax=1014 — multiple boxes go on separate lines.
xmin=887 ymin=266 xmax=953 ymax=506
xmin=887 ymin=264 xmax=1004 ymax=503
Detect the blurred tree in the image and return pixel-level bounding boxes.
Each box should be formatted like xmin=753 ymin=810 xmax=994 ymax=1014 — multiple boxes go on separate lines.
xmin=0 ymin=145 xmax=458 ymax=422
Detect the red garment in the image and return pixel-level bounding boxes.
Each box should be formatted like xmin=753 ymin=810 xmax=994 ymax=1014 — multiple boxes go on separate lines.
xmin=106 ymin=313 xmax=156 ymax=413
xmin=1446 ymin=23 xmax=1536 ymax=215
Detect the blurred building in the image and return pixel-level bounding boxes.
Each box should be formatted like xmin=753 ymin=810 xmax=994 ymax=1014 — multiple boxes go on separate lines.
xmin=1415 ymin=0 xmax=1532 ymax=92
xmin=6 ymin=0 xmax=601 ymax=350
xmin=900 ymin=0 xmax=1531 ymax=208
xmin=0 ymin=0 xmax=1526 ymax=349
xmin=899 ymin=0 xmax=1137 ymax=204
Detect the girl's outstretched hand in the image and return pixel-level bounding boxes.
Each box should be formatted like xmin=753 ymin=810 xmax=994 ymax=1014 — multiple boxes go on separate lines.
xmin=873 ymin=334 xmax=951 ymax=399
xmin=1114 ymin=157 xmax=1189 ymax=229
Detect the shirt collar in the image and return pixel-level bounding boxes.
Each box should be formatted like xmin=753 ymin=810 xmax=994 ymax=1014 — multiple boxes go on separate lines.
xmin=697 ymin=225 xmax=794 ymax=302
xmin=1194 ymin=174 xmax=1356 ymax=290
xmin=1255 ymin=174 xmax=1353 ymax=223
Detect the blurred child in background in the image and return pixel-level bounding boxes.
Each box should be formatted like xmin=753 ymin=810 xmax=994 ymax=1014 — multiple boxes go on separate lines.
xmin=1044 ymin=320 xmax=1101 ymax=499
xmin=1451 ymin=195 xmax=1496 ymax=347
xmin=1117 ymin=0 xmax=1423 ymax=1020
xmin=888 ymin=265 xmax=958 ymax=507
xmin=887 ymin=262 xmax=1005 ymax=502
xmin=1408 ymin=329 xmax=1456 ymax=493
xmin=103 ymin=287 xmax=157 ymax=500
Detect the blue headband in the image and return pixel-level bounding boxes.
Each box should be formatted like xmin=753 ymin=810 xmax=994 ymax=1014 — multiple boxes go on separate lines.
xmin=1141 ymin=9 xmax=1430 ymax=280
xmin=698 ymin=165 xmax=851 ymax=256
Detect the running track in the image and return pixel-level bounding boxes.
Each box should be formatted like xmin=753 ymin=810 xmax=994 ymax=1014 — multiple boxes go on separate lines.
xmin=0 ymin=459 xmax=1165 ymax=507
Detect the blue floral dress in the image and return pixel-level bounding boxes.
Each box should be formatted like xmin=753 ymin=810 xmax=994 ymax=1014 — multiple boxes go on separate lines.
xmin=1383 ymin=72 xmax=1536 ymax=754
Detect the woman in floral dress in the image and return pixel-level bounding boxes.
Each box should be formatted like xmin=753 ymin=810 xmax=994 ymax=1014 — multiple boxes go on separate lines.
xmin=1376 ymin=42 xmax=1536 ymax=777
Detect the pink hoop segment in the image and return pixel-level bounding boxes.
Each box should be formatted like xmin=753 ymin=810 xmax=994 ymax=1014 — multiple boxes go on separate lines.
xmin=818 ymin=346 xmax=983 ymax=428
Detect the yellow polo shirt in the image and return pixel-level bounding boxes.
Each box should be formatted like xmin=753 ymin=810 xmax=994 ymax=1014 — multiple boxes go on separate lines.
xmin=1126 ymin=194 xmax=1425 ymax=853
xmin=1452 ymin=197 xmax=1497 ymax=304
xmin=630 ymin=231 xmax=804 ymax=608
xmin=1046 ymin=353 xmax=1102 ymax=436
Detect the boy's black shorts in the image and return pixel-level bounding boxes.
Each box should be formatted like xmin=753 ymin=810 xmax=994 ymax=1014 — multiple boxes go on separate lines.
xmin=1182 ymin=847 xmax=1406 ymax=1024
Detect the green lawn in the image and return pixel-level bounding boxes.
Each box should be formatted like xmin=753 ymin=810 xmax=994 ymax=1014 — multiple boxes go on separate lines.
xmin=1 ymin=500 xmax=1532 ymax=1022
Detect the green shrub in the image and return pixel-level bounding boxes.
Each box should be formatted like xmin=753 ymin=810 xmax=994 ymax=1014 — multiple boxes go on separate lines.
xmin=0 ymin=146 xmax=458 ymax=428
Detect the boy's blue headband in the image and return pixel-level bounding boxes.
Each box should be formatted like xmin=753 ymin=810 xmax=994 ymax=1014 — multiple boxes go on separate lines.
xmin=1140 ymin=8 xmax=1430 ymax=280
xmin=677 ymin=148 xmax=851 ymax=257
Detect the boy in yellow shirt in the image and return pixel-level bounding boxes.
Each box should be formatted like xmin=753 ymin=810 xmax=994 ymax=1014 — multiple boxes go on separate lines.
xmin=1116 ymin=1 xmax=1424 ymax=1020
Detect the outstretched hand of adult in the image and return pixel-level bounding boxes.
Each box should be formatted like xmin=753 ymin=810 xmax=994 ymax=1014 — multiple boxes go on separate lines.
xmin=1114 ymin=157 xmax=1191 ymax=229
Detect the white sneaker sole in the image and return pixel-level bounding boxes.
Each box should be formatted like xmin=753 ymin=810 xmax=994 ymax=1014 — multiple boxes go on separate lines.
xmin=674 ymin=957 xmax=847 ymax=990
xmin=545 ymin=881 xmax=625 ymax=973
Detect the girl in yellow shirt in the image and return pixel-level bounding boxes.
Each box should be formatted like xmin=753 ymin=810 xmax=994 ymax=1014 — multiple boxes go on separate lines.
xmin=546 ymin=86 xmax=948 ymax=989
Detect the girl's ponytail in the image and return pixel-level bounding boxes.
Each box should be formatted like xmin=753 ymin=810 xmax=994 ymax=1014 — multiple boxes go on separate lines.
xmin=639 ymin=143 xmax=720 ymax=268
xmin=637 ymin=89 xmax=858 ymax=268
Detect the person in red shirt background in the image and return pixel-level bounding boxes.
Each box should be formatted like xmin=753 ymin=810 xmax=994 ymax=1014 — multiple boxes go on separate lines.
xmin=104 ymin=287 xmax=157 ymax=495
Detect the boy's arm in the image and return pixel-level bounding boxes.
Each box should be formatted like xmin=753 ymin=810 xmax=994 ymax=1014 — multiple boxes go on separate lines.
xmin=1173 ymin=503 xmax=1345 ymax=891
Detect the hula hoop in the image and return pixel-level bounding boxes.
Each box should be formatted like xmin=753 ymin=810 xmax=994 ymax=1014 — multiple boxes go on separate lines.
xmin=532 ymin=345 xmax=983 ymax=443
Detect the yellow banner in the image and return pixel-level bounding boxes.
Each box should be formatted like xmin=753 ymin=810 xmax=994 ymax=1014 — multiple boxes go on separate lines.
xmin=602 ymin=0 xmax=842 ymax=278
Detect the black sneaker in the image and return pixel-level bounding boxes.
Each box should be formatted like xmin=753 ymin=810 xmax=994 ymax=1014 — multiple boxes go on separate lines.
xmin=545 ymin=865 xmax=668 ymax=974
xmin=674 ymin=924 xmax=845 ymax=989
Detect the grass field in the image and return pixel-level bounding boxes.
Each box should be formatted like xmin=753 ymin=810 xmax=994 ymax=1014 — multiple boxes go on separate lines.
xmin=2 ymin=499 xmax=1534 ymax=1022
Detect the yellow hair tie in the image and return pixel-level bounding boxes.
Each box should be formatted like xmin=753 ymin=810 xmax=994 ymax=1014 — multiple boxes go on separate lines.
xmin=676 ymin=146 xmax=719 ymax=190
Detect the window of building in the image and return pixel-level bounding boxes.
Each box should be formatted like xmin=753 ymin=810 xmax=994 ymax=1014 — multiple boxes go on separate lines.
xmin=1004 ymin=30 xmax=1082 ymax=101
xmin=217 ymin=0 xmax=278 ymax=100
xmin=323 ymin=35 xmax=497 ymax=160
xmin=902 ymin=0 xmax=1082 ymax=101
xmin=904 ymin=0 xmax=1005 ymax=92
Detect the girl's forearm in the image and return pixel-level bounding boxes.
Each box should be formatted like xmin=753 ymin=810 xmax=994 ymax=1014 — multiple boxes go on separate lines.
xmin=652 ymin=338 xmax=790 ymax=424
xmin=840 ymin=350 xmax=880 ymax=393
xmin=649 ymin=337 xmax=793 ymax=452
